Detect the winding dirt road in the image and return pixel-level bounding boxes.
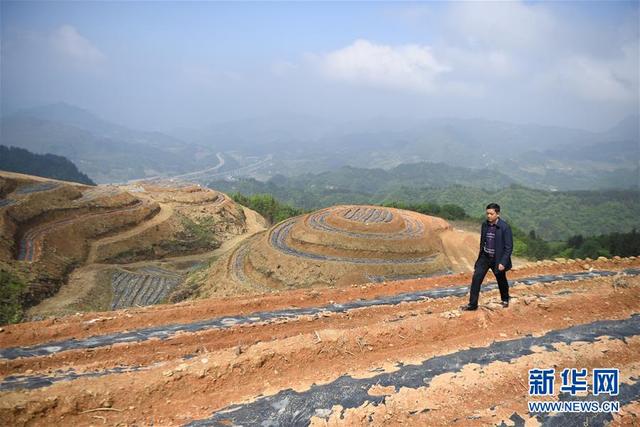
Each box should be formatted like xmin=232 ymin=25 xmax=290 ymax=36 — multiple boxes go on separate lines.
xmin=85 ymin=203 xmax=174 ymax=264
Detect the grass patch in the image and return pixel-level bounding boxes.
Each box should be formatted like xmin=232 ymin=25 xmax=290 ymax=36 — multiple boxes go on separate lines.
xmin=0 ymin=269 xmax=26 ymax=325
xmin=179 ymin=215 xmax=217 ymax=242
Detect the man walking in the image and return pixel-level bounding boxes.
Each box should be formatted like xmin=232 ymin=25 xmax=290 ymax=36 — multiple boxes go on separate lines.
xmin=461 ymin=203 xmax=513 ymax=311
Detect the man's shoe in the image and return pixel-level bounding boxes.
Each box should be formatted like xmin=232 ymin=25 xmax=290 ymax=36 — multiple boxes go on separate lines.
xmin=501 ymin=300 xmax=509 ymax=308
xmin=460 ymin=304 xmax=478 ymax=311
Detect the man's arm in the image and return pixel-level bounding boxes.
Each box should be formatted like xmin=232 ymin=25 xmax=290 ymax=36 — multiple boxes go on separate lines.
xmin=500 ymin=223 xmax=513 ymax=267
xmin=478 ymin=222 xmax=485 ymax=257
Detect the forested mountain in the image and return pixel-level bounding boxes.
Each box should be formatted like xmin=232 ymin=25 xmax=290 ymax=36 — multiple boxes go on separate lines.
xmin=388 ymin=185 xmax=639 ymax=241
xmin=209 ymin=162 xmax=515 ymax=209
xmin=279 ymin=163 xmax=516 ymax=193
xmin=209 ymin=170 xmax=639 ymax=241
xmin=0 ymin=145 xmax=95 ymax=185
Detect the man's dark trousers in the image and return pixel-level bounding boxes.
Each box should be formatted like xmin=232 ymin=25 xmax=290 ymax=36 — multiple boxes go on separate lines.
xmin=468 ymin=252 xmax=509 ymax=308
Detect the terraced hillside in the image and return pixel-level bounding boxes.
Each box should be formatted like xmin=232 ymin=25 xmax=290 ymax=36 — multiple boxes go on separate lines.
xmin=0 ymin=257 xmax=638 ymax=425
xmin=0 ymin=171 xmax=265 ymax=319
xmin=1 ymin=172 xmax=160 ymax=309
xmin=195 ymin=205 xmax=480 ymax=298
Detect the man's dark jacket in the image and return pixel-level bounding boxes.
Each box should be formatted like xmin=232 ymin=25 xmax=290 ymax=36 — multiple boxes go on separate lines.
xmin=477 ymin=217 xmax=513 ymax=272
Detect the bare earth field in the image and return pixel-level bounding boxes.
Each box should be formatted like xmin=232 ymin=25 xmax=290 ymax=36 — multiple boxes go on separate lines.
xmin=1 ymin=257 xmax=638 ymax=426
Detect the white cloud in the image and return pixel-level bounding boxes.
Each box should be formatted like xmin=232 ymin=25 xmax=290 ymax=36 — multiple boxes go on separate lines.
xmin=540 ymin=42 xmax=639 ymax=102
xmin=447 ymin=1 xmax=555 ymax=51
xmin=441 ymin=46 xmax=516 ymax=78
xmin=50 ymin=25 xmax=106 ymax=64
xmin=315 ymin=39 xmax=450 ymax=92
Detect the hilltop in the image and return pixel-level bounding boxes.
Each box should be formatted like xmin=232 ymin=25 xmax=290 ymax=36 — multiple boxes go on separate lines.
xmin=185 ymin=204 xmax=483 ymax=301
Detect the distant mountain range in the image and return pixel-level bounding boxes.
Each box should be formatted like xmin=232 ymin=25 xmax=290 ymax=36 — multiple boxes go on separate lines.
xmin=2 ymin=103 xmax=637 ymax=190
xmin=0 ymin=145 xmax=95 ymax=185
xmin=161 ymin=111 xmax=640 ymax=191
xmin=1 ymin=104 xmax=220 ymax=183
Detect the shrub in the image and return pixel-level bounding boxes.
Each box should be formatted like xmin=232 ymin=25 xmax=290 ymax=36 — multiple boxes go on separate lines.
xmin=0 ymin=270 xmax=26 ymax=325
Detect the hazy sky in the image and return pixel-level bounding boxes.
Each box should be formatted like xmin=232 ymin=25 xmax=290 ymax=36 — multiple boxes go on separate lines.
xmin=2 ymin=1 xmax=638 ymax=132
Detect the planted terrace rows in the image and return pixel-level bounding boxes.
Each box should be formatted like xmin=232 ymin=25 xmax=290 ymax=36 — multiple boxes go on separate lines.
xmin=306 ymin=208 xmax=425 ymax=240
xmin=17 ymin=200 xmax=149 ymax=262
xmin=204 ymin=205 xmax=468 ymax=293
xmin=110 ymin=269 xmax=184 ymax=310
xmin=1 ymin=266 xmax=638 ymax=360
xmin=269 ymin=218 xmax=436 ymax=264
xmin=2 ymin=172 xmax=253 ymax=319
xmin=1 ymin=181 xmax=66 ymax=210
xmin=0 ymin=258 xmax=638 ymax=425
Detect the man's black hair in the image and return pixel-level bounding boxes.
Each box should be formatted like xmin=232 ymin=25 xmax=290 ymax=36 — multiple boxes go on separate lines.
xmin=486 ymin=203 xmax=500 ymax=212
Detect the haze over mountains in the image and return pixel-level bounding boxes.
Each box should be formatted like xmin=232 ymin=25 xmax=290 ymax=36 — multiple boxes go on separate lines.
xmin=1 ymin=104 xmax=221 ymax=183
xmin=1 ymin=103 xmax=638 ymax=190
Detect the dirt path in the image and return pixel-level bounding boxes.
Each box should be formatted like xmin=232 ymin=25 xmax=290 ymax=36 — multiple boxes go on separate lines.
xmin=123 ymin=205 xmax=267 ymax=267
xmin=25 ymin=264 xmax=107 ymax=319
xmin=7 ymin=257 xmax=636 ymax=347
xmin=7 ymin=267 xmax=638 ymax=361
xmin=439 ymin=228 xmax=478 ymax=272
xmin=17 ymin=200 xmax=147 ymax=262
xmin=86 ymin=202 xmax=174 ymax=264
xmin=206 ymin=205 xmax=266 ymax=256
xmin=0 ymin=259 xmax=638 ymax=426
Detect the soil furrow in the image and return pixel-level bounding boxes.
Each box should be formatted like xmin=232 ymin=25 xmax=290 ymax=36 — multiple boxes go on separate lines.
xmin=2 ymin=269 xmax=638 ymax=360
xmin=1 ymin=275 xmax=638 ymax=425
xmin=0 ymin=276 xmax=637 ymax=388
xmin=3 ymin=259 xmax=635 ymax=348
xmin=178 ymin=316 xmax=640 ymax=426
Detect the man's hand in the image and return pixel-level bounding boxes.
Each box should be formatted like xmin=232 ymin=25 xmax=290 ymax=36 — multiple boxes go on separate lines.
xmin=498 ymin=263 xmax=505 ymax=271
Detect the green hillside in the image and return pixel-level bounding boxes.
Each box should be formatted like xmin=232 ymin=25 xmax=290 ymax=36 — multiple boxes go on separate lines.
xmin=391 ymin=185 xmax=639 ymax=240
xmin=209 ymin=175 xmax=639 ymax=241
xmin=0 ymin=145 xmax=96 ymax=185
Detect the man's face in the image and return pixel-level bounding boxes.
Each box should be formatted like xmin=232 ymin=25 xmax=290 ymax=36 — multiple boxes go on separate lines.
xmin=486 ymin=208 xmax=499 ymax=224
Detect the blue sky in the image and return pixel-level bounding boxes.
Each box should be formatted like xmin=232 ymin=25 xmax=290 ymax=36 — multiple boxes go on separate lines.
xmin=1 ymin=1 xmax=638 ymax=132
